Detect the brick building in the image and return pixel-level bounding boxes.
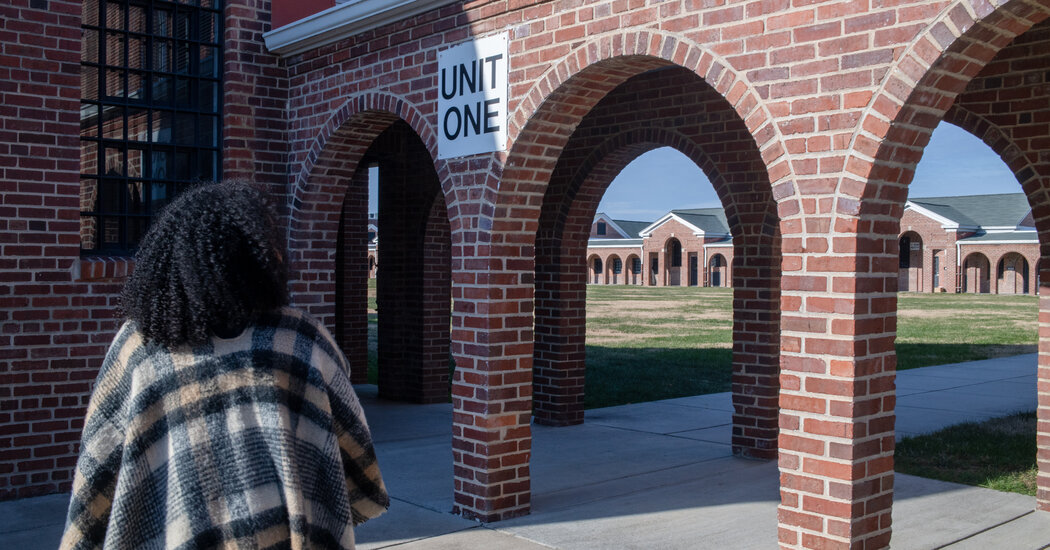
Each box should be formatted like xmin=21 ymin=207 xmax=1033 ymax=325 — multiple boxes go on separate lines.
xmin=586 ymin=209 xmax=735 ymax=286
xmin=586 ymin=193 xmax=1039 ymax=293
xmin=900 ymin=192 xmax=1039 ymax=294
xmin=4 ymin=0 xmax=1050 ymax=547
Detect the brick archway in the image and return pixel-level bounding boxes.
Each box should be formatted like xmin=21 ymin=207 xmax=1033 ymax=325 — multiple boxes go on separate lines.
xmin=286 ymin=93 xmax=441 ymax=320
xmin=530 ymin=76 xmax=780 ymax=458
xmin=770 ymin=1 xmax=1050 ymax=547
xmin=450 ymin=33 xmax=788 ymax=521
xmin=286 ymin=95 xmax=452 ymax=404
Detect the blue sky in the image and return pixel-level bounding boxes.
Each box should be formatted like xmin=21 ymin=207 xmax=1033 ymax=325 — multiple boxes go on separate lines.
xmin=595 ymin=122 xmax=1019 ymax=222
xmin=367 ymin=123 xmax=1019 ymax=218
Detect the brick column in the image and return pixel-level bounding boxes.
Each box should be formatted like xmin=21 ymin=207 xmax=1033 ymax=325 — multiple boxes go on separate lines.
xmin=449 ymin=186 xmax=534 ymax=520
xmin=1038 ymin=256 xmax=1050 ymax=510
xmin=335 ymin=167 xmax=369 ymax=384
xmin=533 ymin=238 xmax=587 ymax=426
xmin=730 ymin=235 xmax=780 ymax=459
xmin=777 ymin=228 xmax=896 ymax=549
xmin=420 ymin=195 xmax=452 ymax=399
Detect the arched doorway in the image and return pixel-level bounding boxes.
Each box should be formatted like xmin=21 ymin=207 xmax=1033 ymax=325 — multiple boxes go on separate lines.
xmin=608 ymin=255 xmax=622 ymax=284
xmin=665 ymin=237 xmax=683 ymax=286
xmin=963 ymin=252 xmax=991 ymax=294
xmin=709 ymin=254 xmax=727 ymax=287
xmin=626 ymin=254 xmax=641 ymax=285
xmin=591 ymin=255 xmax=603 ymax=284
xmin=898 ymin=232 xmax=923 ymax=292
xmin=997 ymin=253 xmax=1030 ymax=294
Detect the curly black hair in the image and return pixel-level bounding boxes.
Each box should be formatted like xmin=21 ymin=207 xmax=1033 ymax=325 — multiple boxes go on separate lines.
xmin=121 ymin=182 xmax=289 ymax=348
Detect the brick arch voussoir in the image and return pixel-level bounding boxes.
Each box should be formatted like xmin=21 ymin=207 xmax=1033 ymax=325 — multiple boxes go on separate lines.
xmin=289 ymin=92 xmax=440 ymax=237
xmin=561 ymin=127 xmax=761 ymax=246
xmin=944 ymin=104 xmax=1050 ymax=242
xmin=836 ymin=0 xmax=1050 ymax=229
xmin=503 ymin=30 xmax=787 ymax=236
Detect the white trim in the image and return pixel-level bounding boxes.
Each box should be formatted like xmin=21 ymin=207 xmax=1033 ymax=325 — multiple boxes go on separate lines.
xmin=586 ymin=241 xmax=643 ymax=249
xmin=639 ymin=213 xmax=705 ymax=237
xmin=593 ymin=213 xmax=633 ymax=239
xmin=903 ymin=202 xmax=960 ymax=229
xmin=704 ymin=242 xmax=732 ymax=248
xmin=263 ymin=0 xmax=459 ymax=57
xmin=958 ymin=240 xmax=1038 ymax=245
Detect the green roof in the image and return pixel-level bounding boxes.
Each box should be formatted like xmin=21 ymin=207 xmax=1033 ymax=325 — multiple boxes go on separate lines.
xmin=669 ymin=207 xmax=731 ymax=234
xmin=909 ymin=193 xmax=1031 ymax=228
xmin=611 ymin=219 xmax=650 ymax=238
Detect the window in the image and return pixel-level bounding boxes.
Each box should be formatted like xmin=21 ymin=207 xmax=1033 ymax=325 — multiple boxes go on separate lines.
xmin=632 ymin=258 xmax=642 ymax=274
xmin=80 ymin=0 xmax=223 ymax=253
xmin=596 ymin=221 xmax=606 ymax=236
xmin=593 ymin=258 xmax=603 ymax=273
xmin=613 ymin=258 xmax=622 ymax=274
xmin=670 ymin=239 xmax=682 ymax=267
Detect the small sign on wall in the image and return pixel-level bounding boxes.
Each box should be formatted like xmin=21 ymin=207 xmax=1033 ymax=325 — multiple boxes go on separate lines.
xmin=910 ymin=242 xmax=920 ymax=250
xmin=437 ymin=33 xmax=508 ymax=159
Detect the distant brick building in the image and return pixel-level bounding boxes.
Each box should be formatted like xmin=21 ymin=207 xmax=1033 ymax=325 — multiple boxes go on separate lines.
xmin=899 ymin=193 xmax=1038 ymax=294
xmin=588 ymin=193 xmax=1039 ymax=293
xmin=586 ymin=209 xmax=734 ymax=287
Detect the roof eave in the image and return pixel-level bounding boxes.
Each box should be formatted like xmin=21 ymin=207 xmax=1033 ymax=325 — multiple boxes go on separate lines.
xmin=263 ymin=0 xmax=459 ymax=57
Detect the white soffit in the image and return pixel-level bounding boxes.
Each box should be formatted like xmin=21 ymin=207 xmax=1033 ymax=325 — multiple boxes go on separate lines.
xmin=263 ymin=0 xmax=459 ymax=57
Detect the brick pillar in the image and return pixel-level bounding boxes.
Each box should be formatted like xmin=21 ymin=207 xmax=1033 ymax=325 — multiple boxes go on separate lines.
xmin=730 ymin=234 xmax=780 ymax=459
xmin=420 ymin=194 xmax=452 ymax=400
xmin=375 ymin=122 xmax=449 ymax=403
xmin=1038 ymin=256 xmax=1050 ymax=510
xmin=533 ymin=238 xmax=587 ymax=426
xmin=777 ymin=229 xmax=896 ymax=549
xmin=450 ymin=217 xmax=533 ymax=521
xmin=335 ymin=167 xmax=369 ymax=384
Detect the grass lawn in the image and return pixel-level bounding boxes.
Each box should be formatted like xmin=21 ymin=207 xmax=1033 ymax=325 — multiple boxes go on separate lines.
xmin=364 ymin=283 xmax=1037 ymax=407
xmin=582 ymin=286 xmax=1036 ymax=408
xmin=895 ymin=411 xmax=1038 ymax=496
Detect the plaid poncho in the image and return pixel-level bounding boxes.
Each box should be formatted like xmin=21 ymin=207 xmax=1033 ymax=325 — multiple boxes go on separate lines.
xmin=60 ymin=307 xmax=388 ymax=550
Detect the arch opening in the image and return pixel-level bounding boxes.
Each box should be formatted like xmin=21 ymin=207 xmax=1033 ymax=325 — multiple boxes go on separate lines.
xmin=526 ymin=64 xmax=781 ymax=467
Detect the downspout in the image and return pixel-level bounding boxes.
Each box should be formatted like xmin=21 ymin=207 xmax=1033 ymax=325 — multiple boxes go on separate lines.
xmin=702 ymin=244 xmax=708 ymax=287
xmin=956 ymin=240 xmax=962 ymax=293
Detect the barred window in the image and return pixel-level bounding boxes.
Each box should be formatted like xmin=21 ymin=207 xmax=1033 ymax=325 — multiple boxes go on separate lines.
xmin=80 ymin=0 xmax=223 ymax=253
xmin=632 ymin=258 xmax=641 ymax=274
xmin=612 ymin=258 xmax=622 ymax=274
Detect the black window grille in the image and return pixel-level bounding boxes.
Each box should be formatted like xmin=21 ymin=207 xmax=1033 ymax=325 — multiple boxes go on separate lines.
xmin=594 ymin=258 xmax=603 ymax=273
xmin=613 ymin=258 xmax=622 ymax=274
xmin=670 ymin=239 xmax=682 ymax=267
xmin=80 ymin=0 xmax=223 ymax=253
xmin=632 ymin=258 xmax=642 ymax=274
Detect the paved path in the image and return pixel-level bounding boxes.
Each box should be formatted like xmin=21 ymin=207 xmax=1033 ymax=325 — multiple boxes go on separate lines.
xmin=4 ymin=354 xmax=1047 ymax=549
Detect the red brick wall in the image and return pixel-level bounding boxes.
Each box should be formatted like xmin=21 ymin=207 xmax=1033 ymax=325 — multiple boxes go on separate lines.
xmin=1 ymin=0 xmax=93 ymax=498
xmin=0 ymin=0 xmax=287 ymax=499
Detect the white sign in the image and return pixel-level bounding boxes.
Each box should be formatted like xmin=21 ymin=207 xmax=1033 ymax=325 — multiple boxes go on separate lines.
xmin=437 ymin=33 xmax=508 ymax=159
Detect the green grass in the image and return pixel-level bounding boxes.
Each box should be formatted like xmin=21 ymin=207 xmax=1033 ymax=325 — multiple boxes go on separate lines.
xmin=895 ymin=411 xmax=1038 ymax=496
xmin=895 ymin=292 xmax=1037 ymax=369
xmin=361 ymin=284 xmax=1037 ymax=406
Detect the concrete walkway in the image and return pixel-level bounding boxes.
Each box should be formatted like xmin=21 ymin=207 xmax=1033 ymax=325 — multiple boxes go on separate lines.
xmin=4 ymin=354 xmax=1047 ymax=549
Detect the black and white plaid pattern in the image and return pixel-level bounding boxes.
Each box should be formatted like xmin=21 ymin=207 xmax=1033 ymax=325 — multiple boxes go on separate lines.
xmin=61 ymin=307 xmax=388 ymax=550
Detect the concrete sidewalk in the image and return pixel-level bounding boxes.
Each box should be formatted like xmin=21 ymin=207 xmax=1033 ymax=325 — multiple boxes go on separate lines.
xmin=4 ymin=354 xmax=1048 ymax=549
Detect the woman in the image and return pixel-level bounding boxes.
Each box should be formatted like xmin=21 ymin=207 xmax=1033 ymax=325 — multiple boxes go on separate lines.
xmin=61 ymin=183 xmax=387 ymax=549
